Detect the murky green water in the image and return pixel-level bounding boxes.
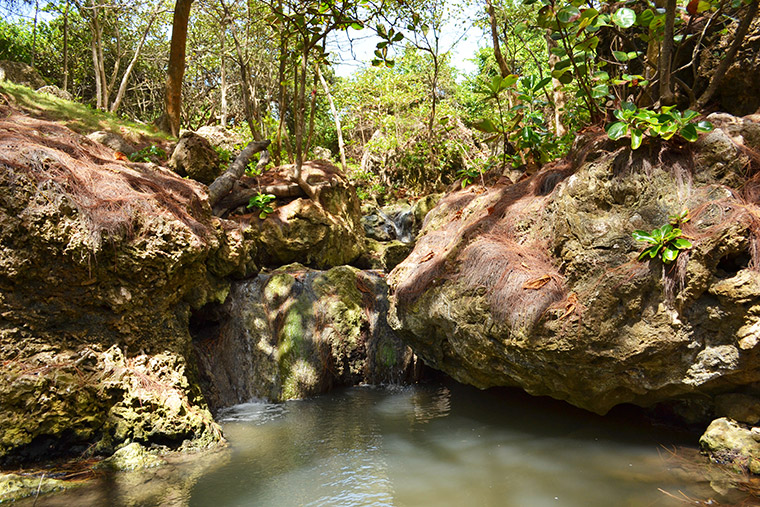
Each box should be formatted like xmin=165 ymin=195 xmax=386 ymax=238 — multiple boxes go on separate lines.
xmin=28 ymin=381 xmax=754 ymax=506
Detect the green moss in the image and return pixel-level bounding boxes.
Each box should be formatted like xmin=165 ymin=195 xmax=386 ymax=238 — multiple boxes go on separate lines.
xmin=379 ymin=340 xmax=397 ymax=367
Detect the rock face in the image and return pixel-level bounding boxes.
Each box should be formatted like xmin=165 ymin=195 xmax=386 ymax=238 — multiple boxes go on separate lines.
xmin=170 ymin=131 xmax=221 ymax=184
xmin=0 ymin=60 xmax=46 ymax=89
xmin=0 ymin=105 xmax=254 ymax=464
xmin=246 ymin=161 xmax=366 ymax=269
xmin=193 ymin=264 xmax=417 ymax=411
xmin=388 ymin=123 xmax=760 ymax=415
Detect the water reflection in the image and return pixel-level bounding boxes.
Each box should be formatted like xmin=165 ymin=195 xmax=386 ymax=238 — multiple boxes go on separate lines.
xmin=25 ymin=381 xmax=756 ymax=506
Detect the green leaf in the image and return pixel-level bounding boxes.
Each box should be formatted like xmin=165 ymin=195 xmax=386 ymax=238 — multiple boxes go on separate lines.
xmin=557 ymin=5 xmax=580 ymax=24
xmin=612 ymin=50 xmax=629 ymax=62
xmin=606 ymin=121 xmax=628 ymax=140
xmin=671 ymin=238 xmax=693 ymax=249
xmin=680 ymin=123 xmax=698 ymax=142
xmin=550 ymin=46 xmax=567 ymax=57
xmin=349 ymin=21 xmax=363 ymax=30
xmin=473 ymin=119 xmax=497 ymax=133
xmin=626 ymin=51 xmax=639 ymax=60
xmin=682 ymin=110 xmax=699 ymax=121
xmin=392 ymin=32 xmax=404 ymax=42
xmin=591 ymin=84 xmax=609 ymax=98
xmin=534 ymin=77 xmax=552 ymax=91
xmin=637 ymin=8 xmax=654 ymax=27
xmin=662 ymin=247 xmax=679 ymax=263
xmin=695 ymin=120 xmax=713 ymax=133
xmin=631 ymin=128 xmax=643 ymax=149
xmin=576 ymin=35 xmax=599 ymax=51
xmin=612 ymin=7 xmax=636 ymax=28
xmin=632 ymin=230 xmax=655 ymax=242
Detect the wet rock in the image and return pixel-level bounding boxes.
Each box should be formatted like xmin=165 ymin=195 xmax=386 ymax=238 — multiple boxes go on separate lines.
xmin=388 ymin=119 xmax=760 ymax=415
xmin=700 ymin=417 xmax=760 ymax=474
xmin=0 ymin=473 xmax=74 ymax=502
xmin=0 ymin=60 xmax=46 ymax=89
xmin=86 ymin=130 xmax=137 ymax=156
xmin=194 ymin=264 xmax=417 ymax=410
xmin=99 ymin=442 xmax=166 ymax=471
xmin=361 ymin=239 xmax=414 ymax=271
xmin=170 ymin=131 xmax=221 ymax=184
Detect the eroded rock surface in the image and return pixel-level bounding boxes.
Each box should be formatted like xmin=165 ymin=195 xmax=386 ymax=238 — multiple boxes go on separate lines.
xmin=389 ymin=123 xmax=760 ymax=415
xmin=0 ymin=106 xmax=255 ymax=465
xmin=170 ymin=131 xmax=221 ymax=184
xmin=194 ymin=264 xmax=417 ymax=410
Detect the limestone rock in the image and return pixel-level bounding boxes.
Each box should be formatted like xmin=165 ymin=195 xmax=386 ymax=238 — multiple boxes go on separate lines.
xmin=99 ymin=442 xmax=166 ymax=471
xmin=170 ymin=131 xmax=221 ymax=184
xmin=36 ymin=85 xmax=73 ymax=101
xmin=0 ymin=108 xmax=255 ymax=465
xmin=86 ymin=130 xmax=137 ymax=155
xmin=313 ymin=146 xmax=332 ymax=160
xmin=0 ymin=60 xmax=46 ymax=89
xmin=388 ymin=119 xmax=760 ymax=415
xmin=194 ymin=264 xmax=417 ymax=410
xmin=195 ymin=125 xmax=246 ymax=154
xmin=700 ymin=417 xmax=760 ymax=474
xmin=0 ymin=473 xmax=73 ymax=502
xmin=715 ymin=393 xmax=760 ymax=425
xmin=248 ymin=161 xmax=366 ymax=269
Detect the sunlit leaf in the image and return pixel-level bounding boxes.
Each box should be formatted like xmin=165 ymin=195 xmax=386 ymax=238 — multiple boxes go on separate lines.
xmin=606 ymin=121 xmax=628 ymax=140
xmin=612 ymin=7 xmax=636 ymax=28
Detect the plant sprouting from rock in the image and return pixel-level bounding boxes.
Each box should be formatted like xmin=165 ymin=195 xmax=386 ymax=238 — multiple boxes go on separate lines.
xmin=607 ymin=103 xmax=713 ymax=149
xmin=247 ymin=192 xmax=276 ymax=219
xmin=633 ymin=223 xmax=692 ymax=264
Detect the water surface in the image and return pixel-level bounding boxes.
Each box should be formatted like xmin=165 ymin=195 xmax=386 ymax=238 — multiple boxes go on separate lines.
xmin=29 ymin=380 xmax=752 ymax=506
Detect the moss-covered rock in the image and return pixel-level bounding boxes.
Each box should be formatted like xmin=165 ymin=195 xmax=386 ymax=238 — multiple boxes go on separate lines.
xmin=0 ymin=473 xmax=75 ymax=502
xmin=194 ymin=264 xmax=417 ymax=410
xmin=98 ymin=442 xmax=166 ymax=471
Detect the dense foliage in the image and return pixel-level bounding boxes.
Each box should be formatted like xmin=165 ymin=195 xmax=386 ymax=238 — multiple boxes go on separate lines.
xmin=1 ymin=0 xmax=756 ymax=197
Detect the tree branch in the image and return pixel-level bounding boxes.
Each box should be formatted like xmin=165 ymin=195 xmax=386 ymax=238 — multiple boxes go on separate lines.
xmin=207 ymin=139 xmax=271 ymax=207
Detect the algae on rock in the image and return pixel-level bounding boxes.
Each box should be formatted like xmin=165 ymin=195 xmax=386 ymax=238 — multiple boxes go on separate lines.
xmin=194 ymin=264 xmax=417 ymax=411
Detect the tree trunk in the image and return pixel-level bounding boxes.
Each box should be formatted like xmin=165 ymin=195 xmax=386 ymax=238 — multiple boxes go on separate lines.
xmin=220 ymin=29 xmax=227 ymax=127
xmin=305 ymin=73 xmax=318 ymax=158
xmin=658 ymin=0 xmax=677 ymax=105
xmin=545 ymin=33 xmax=566 ymax=136
xmin=695 ymin=0 xmax=758 ymax=109
xmin=63 ymin=0 xmax=69 ymax=92
xmin=207 ymin=140 xmax=271 ymax=207
xmin=486 ymin=0 xmax=509 ymax=77
xmin=316 ymin=65 xmax=347 ymax=173
xmin=165 ymin=0 xmax=193 ymax=137
xmin=110 ymin=8 xmax=159 ymax=113
xmin=31 ymin=0 xmax=39 ymax=68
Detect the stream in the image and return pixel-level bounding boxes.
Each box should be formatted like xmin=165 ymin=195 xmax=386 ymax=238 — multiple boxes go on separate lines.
xmin=25 ymin=379 xmax=752 ymax=506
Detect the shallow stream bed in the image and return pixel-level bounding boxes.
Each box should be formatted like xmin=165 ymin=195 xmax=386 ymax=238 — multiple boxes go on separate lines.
xmin=22 ymin=380 xmax=754 ymax=506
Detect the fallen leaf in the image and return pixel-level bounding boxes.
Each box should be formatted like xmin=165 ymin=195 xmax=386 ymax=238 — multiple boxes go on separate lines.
xmin=559 ymin=292 xmax=579 ymax=320
xmin=114 ymin=151 xmax=127 ymax=161
xmin=523 ymin=275 xmax=552 ymax=290
xmin=419 ymin=252 xmax=435 ymax=262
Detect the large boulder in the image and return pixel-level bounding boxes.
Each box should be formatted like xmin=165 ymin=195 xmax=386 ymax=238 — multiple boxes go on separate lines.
xmin=242 ymin=161 xmax=366 ymax=269
xmin=193 ymin=264 xmax=418 ymax=410
xmin=388 ymin=121 xmax=760 ymax=415
xmin=700 ymin=417 xmax=760 ymax=474
xmin=170 ymin=131 xmax=221 ymax=184
xmin=0 ymin=60 xmax=46 ymax=89
xmin=0 ymin=105 xmax=255 ymax=465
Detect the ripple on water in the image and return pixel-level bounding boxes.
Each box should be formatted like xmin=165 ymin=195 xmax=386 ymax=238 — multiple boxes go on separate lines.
xmin=217 ymin=400 xmax=286 ymax=424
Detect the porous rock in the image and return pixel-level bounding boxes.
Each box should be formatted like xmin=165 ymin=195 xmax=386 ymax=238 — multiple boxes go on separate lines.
xmin=0 ymin=60 xmax=46 ymax=89
xmin=0 ymin=108 xmax=255 ymax=466
xmin=700 ymin=417 xmax=760 ymax=474
xmin=388 ymin=120 xmax=760 ymax=415
xmin=170 ymin=131 xmax=221 ymax=184
xmin=36 ymin=85 xmax=73 ymax=101
xmin=195 ymin=125 xmax=246 ymax=154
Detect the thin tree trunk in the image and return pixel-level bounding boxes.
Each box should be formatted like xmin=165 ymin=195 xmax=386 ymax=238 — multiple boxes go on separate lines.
xmin=220 ymin=29 xmax=227 ymax=127
xmin=63 ymin=0 xmax=69 ymax=91
xmin=165 ymin=0 xmax=193 ymax=137
xmin=207 ymin=140 xmax=271 ymax=207
xmin=305 ymin=73 xmax=318 ymax=158
xmin=696 ymin=0 xmax=758 ymax=109
xmin=316 ymin=65 xmax=347 ymax=172
xmin=486 ymin=0 xmax=509 ymax=77
xmin=275 ymin=26 xmax=288 ymax=165
xmin=658 ymin=0 xmax=677 ymax=105
xmin=545 ymin=33 xmax=566 ymax=136
xmin=31 ymin=0 xmax=39 ymax=68
xmin=110 ymin=8 xmax=159 ymax=113
xmin=91 ymin=27 xmax=103 ymax=109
